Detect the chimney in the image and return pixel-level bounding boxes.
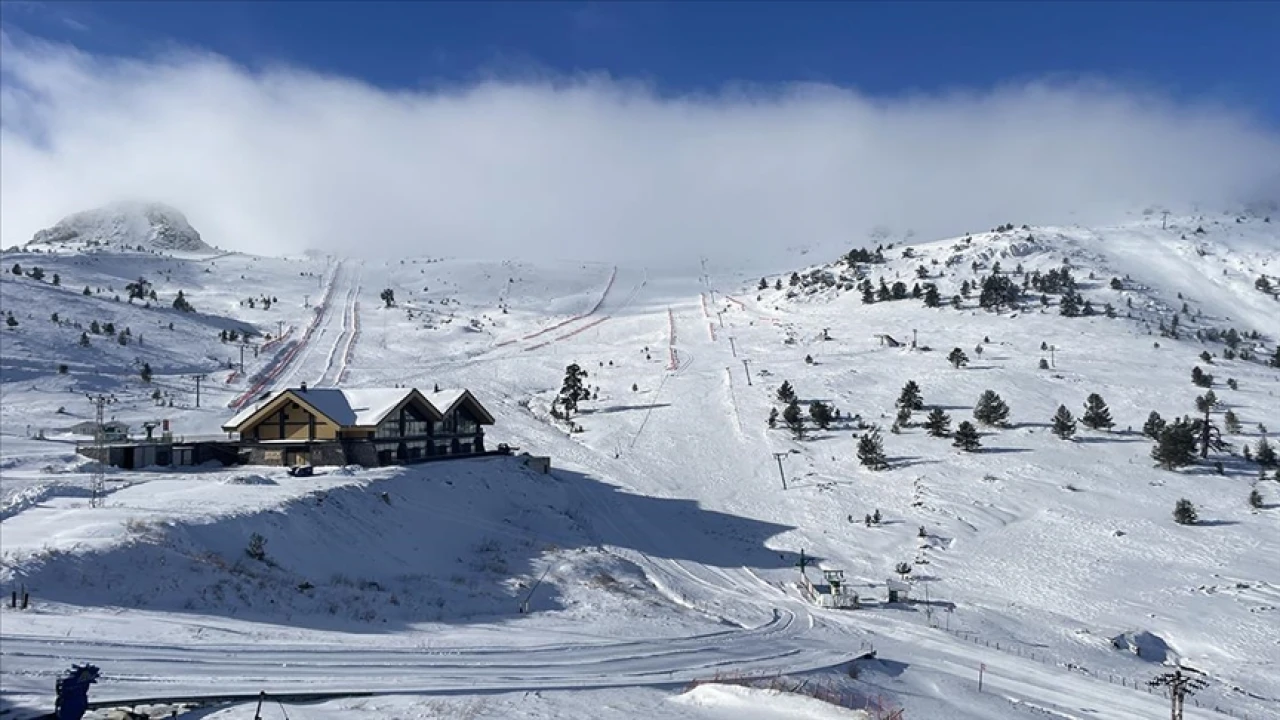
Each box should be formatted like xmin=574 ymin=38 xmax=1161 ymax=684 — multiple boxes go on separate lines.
xmin=300 ymin=382 xmax=308 ymax=393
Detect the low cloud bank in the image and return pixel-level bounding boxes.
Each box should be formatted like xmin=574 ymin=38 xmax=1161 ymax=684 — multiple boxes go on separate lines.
xmin=3 ymin=33 xmax=1278 ymax=267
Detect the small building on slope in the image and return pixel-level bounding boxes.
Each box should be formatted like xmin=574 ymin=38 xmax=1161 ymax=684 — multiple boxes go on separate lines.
xmin=221 ymin=383 xmax=495 ymax=467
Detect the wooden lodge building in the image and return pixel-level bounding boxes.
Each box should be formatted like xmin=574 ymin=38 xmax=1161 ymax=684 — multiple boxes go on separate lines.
xmin=221 ymin=383 xmax=495 ymax=467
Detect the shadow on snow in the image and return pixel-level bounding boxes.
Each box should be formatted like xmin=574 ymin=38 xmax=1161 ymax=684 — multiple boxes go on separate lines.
xmin=9 ymin=456 xmax=800 ymax=634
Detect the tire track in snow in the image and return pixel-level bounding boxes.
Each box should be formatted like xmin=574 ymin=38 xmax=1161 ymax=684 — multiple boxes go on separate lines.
xmin=317 ymin=267 xmax=362 ymax=387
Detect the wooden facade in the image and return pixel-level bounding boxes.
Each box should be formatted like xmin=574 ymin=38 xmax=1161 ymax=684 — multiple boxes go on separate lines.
xmin=222 ymin=387 xmax=495 ymax=467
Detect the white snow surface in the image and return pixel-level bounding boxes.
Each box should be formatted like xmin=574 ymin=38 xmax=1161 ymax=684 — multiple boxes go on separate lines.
xmin=2 ymin=210 xmax=1279 ymax=719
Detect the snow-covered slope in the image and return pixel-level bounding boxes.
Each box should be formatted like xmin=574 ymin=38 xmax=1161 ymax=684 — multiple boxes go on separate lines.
xmin=25 ymin=202 xmax=215 ymax=254
xmin=1 ymin=211 xmax=1278 ymax=720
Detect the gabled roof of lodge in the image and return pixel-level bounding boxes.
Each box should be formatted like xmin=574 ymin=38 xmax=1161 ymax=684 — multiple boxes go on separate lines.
xmin=222 ymin=386 xmax=493 ymax=431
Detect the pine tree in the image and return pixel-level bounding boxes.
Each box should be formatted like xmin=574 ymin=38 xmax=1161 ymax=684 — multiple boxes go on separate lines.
xmin=973 ymin=390 xmax=1010 ymax=426
xmin=10 ymin=263 xmax=20 ymax=275
xmin=783 ymin=399 xmax=805 ymax=439
xmin=1191 ymin=365 xmax=1213 ymax=388
xmin=857 ymin=428 xmax=888 ymax=469
xmin=808 ymin=400 xmax=832 ymax=430
xmin=140 ymin=363 xmax=152 ymax=383
xmin=923 ymin=284 xmax=940 ymax=308
xmin=896 ymin=380 xmax=924 ymax=411
xmin=1257 ymin=437 xmax=1278 ymax=467
xmin=90 ymin=320 xmax=101 ymax=334
xmin=1151 ymin=420 xmax=1198 ymax=469
xmin=558 ymin=363 xmax=589 ymax=417
xmin=952 ymin=421 xmax=981 ymax=451
xmin=52 ymin=273 xmax=60 ymax=286
xmin=79 ymin=332 xmax=90 ymax=347
xmin=1173 ymin=498 xmax=1198 ymax=525
xmin=861 ymin=285 xmax=875 ymax=304
xmin=1249 ymin=488 xmax=1264 ymax=509
xmin=1051 ymin=405 xmax=1077 ymax=439
xmin=173 ymin=290 xmax=194 ymax=312
xmin=947 ymin=347 xmax=969 ymax=369
xmin=83 ymin=286 xmax=92 ymax=296
xmin=5 ymin=315 xmax=17 ymax=328
xmin=1081 ymin=393 xmax=1114 ymax=430
xmin=1143 ymin=411 xmax=1166 ymax=440
xmin=1224 ymin=409 xmax=1241 ymax=434
xmin=924 ymin=407 xmax=951 ymax=437
xmin=380 ymin=288 xmax=396 ymax=307
xmin=1059 ymin=290 xmax=1081 ymax=317
xmin=768 ymin=407 xmax=778 ymax=429
xmin=777 ymin=380 xmax=796 ymax=404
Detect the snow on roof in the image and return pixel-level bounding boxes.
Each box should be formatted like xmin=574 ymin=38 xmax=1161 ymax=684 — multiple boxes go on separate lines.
xmin=224 ymin=387 xmax=415 ymax=429
xmin=424 ymin=388 xmax=466 ymax=414
xmin=224 ymin=386 xmax=488 ymax=430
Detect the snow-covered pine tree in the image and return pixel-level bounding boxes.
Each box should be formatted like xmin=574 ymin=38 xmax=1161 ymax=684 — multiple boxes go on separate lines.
xmin=973 ymin=390 xmax=1010 ymax=426
xmin=896 ymin=380 xmax=924 ymax=411
xmin=1051 ymin=405 xmax=1077 ymax=440
xmin=924 ymin=407 xmax=951 ymax=437
xmin=777 ymin=380 xmax=796 ymax=404
xmin=1224 ymin=409 xmax=1241 ymax=434
xmin=1081 ymin=393 xmax=1114 ymax=430
xmin=952 ymin=421 xmax=981 ymax=451
xmin=857 ymin=428 xmax=888 ymax=469
xmin=140 ymin=363 xmax=153 ymax=383
xmin=1249 ymin=488 xmax=1264 ymax=509
xmin=947 ymin=347 xmax=969 ymax=369
xmin=768 ymin=407 xmax=779 ymax=428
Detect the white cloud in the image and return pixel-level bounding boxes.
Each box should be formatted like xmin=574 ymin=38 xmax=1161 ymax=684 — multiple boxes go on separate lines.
xmin=3 ymin=32 xmax=1278 ymax=268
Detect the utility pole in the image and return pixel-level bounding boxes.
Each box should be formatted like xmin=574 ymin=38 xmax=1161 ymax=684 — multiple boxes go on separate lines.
xmin=86 ymin=394 xmax=113 ymax=508
xmin=304 ymin=294 xmax=310 ymax=308
xmin=912 ymin=329 xmax=918 ymax=348
xmin=728 ymin=336 xmax=737 ymax=357
xmin=191 ymin=374 xmax=207 ymax=408
xmin=742 ymin=359 xmax=752 ymax=385
xmin=1162 ymin=210 xmax=1170 ymax=230
xmin=772 ymin=451 xmax=789 ymax=490
xmin=277 ymin=320 xmax=284 ymax=338
xmin=238 ymin=343 xmax=248 ymax=374
xmin=1050 ymin=344 xmax=1056 ymax=368
xmin=1149 ymin=666 xmax=1207 ymax=720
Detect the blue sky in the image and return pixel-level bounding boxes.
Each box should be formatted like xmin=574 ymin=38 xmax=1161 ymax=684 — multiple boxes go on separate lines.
xmin=8 ymin=1 xmax=1280 ymax=123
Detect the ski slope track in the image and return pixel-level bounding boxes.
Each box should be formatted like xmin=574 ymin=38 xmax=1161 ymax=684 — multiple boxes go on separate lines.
xmin=2 ymin=213 xmax=1279 ymax=720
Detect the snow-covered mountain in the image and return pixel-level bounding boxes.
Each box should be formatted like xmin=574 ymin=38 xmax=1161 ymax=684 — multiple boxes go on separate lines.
xmin=26 ymin=202 xmax=214 ymax=254
xmin=1 ymin=209 xmax=1278 ymax=720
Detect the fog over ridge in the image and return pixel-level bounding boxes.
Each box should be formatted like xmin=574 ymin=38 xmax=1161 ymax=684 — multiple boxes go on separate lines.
xmin=3 ymin=32 xmax=1278 ymax=267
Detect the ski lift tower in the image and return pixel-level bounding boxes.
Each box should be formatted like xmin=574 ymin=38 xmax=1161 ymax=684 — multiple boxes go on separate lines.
xmin=86 ymin=394 xmax=113 ymax=508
